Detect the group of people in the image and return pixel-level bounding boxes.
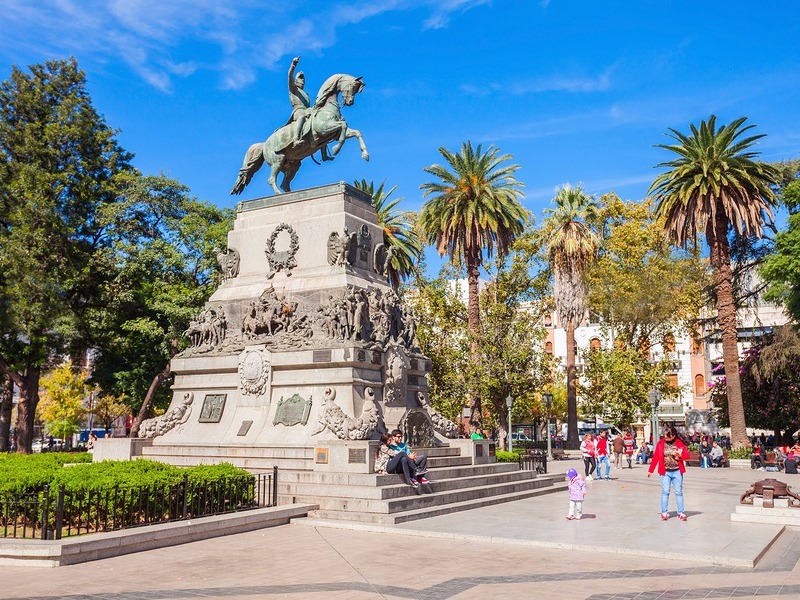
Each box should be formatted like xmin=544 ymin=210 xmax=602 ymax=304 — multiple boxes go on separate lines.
xmin=375 ymin=429 xmax=430 ymax=488
xmin=568 ymin=424 xmax=690 ymax=522
xmin=578 ymin=430 xmax=637 ymax=481
xmin=750 ymin=440 xmax=800 ymax=472
xmin=697 ymin=438 xmax=727 ymax=468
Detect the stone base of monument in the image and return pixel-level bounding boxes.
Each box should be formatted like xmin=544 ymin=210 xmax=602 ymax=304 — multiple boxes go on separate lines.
xmin=109 ymin=183 xmax=565 ymax=523
xmin=732 ymin=501 xmax=800 ymax=526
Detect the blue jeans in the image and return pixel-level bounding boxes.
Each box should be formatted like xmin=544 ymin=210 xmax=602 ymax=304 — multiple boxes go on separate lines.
xmin=598 ymin=455 xmax=611 ymax=479
xmin=661 ymin=469 xmax=684 ymax=514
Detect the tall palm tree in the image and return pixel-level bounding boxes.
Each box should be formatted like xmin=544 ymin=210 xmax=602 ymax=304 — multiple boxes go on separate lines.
xmin=419 ymin=141 xmax=526 ymax=425
xmin=649 ymin=116 xmax=779 ymax=449
xmin=353 ymin=179 xmax=422 ymax=289
xmin=543 ymin=184 xmax=599 ymax=449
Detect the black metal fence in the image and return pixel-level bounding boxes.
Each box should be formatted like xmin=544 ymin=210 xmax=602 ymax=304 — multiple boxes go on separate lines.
xmin=1 ymin=467 xmax=277 ymax=540
xmin=519 ymin=451 xmax=548 ymax=474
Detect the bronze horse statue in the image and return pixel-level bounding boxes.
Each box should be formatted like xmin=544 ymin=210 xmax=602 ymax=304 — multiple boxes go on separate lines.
xmin=231 ymin=74 xmax=369 ymax=195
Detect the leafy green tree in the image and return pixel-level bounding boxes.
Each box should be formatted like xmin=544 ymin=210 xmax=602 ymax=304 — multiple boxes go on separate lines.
xmin=37 ymin=362 xmax=88 ymax=442
xmin=709 ymin=325 xmax=800 ymax=445
xmin=353 ymin=179 xmax=422 ymax=289
xmin=762 ymin=162 xmax=800 ymax=318
xmin=649 ymin=116 xmax=780 ymax=449
xmin=0 ymin=58 xmax=133 ymax=452
xmin=542 ymin=184 xmax=599 ymax=448
xmin=580 ymin=346 xmax=676 ymax=429
xmin=89 ymin=174 xmax=233 ymax=435
xmin=585 ymin=194 xmax=707 ymax=349
xmin=419 ymin=141 xmax=527 ymax=426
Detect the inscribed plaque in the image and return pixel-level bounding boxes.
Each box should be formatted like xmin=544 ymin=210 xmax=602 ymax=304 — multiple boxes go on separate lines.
xmin=237 ymin=420 xmax=253 ymax=436
xmin=315 ymin=447 xmax=329 ymax=464
xmin=199 ymin=394 xmax=227 ymax=423
xmin=273 ymin=394 xmax=312 ymax=427
xmin=348 ymin=448 xmax=367 ymax=464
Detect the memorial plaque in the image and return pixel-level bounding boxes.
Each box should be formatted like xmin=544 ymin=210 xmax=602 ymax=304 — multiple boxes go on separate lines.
xmin=371 ymin=351 xmax=382 ymax=365
xmin=348 ymin=448 xmax=367 ymax=464
xmin=357 ymin=349 xmax=366 ymax=362
xmin=273 ymin=394 xmax=312 ymax=427
xmin=313 ymin=350 xmax=331 ymax=363
xmin=476 ymin=444 xmax=484 ymax=458
xmin=408 ymin=374 xmax=420 ymax=386
xmin=237 ymin=420 xmax=253 ymax=436
xmin=315 ymin=447 xmax=329 ymax=464
xmin=410 ymin=359 xmax=418 ymax=370
xmin=489 ymin=443 xmax=496 ymax=457
xmin=199 ymin=394 xmax=227 ymax=423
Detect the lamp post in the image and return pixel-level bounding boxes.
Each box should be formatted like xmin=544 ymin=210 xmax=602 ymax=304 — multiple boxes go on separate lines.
xmin=648 ymin=389 xmax=661 ymax=445
xmin=505 ymin=394 xmax=514 ymax=453
xmin=543 ymin=392 xmax=554 ymax=461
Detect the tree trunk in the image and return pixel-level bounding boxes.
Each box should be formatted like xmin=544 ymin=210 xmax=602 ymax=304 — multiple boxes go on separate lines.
xmin=566 ymin=320 xmax=579 ymax=449
xmin=709 ymin=218 xmax=748 ymax=449
xmin=466 ymin=252 xmax=483 ymax=427
xmin=14 ymin=367 xmax=41 ymax=454
xmin=0 ymin=374 xmax=13 ymax=452
xmin=130 ymin=361 xmax=173 ymax=438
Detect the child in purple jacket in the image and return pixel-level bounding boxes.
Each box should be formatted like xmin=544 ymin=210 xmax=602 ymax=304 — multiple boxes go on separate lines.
xmin=566 ymin=467 xmax=586 ymax=520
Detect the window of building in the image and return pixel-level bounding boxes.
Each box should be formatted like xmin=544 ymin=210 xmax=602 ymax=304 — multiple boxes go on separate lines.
xmin=694 ymin=374 xmax=705 ymax=397
xmin=589 ymin=337 xmax=601 ymax=351
xmin=545 ymin=341 xmax=553 ymax=354
xmin=666 ymin=374 xmax=679 ymax=390
xmin=543 ymin=315 xmax=552 ymax=327
xmin=691 ymin=338 xmax=703 ymax=355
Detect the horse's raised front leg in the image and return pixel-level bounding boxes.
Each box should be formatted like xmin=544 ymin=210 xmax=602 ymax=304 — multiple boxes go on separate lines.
xmin=344 ymin=127 xmax=369 ymax=161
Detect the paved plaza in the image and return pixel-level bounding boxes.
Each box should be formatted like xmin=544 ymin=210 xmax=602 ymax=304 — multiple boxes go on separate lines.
xmin=1 ymin=459 xmax=799 ymax=599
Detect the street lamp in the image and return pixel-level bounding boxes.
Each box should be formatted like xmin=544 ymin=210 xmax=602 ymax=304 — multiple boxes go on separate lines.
xmin=505 ymin=394 xmax=514 ymax=452
xmin=543 ymin=392 xmax=554 ymax=461
xmin=648 ymin=389 xmax=661 ymax=445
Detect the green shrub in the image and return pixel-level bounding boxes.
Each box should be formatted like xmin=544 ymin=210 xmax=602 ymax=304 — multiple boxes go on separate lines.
xmin=728 ymin=447 xmax=753 ymax=459
xmin=495 ymin=451 xmax=518 ymax=463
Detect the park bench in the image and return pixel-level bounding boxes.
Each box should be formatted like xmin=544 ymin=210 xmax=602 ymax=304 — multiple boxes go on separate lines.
xmin=686 ymin=450 xmax=729 ymax=468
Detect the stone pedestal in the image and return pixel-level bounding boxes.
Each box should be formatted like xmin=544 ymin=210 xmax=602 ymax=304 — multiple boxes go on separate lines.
xmin=112 ymin=183 xmax=459 ymax=464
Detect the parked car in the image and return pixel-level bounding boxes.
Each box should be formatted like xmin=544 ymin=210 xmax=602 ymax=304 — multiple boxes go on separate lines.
xmin=510 ymin=433 xmax=530 ymax=441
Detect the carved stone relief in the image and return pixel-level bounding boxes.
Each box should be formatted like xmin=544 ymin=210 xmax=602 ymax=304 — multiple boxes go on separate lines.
xmin=241 ymin=286 xmax=312 ymax=342
xmin=357 ymin=224 xmax=372 ymax=265
xmin=264 ymin=223 xmax=299 ymax=279
xmin=403 ymin=410 xmax=435 ymax=447
xmin=417 ymin=391 xmax=459 ymax=438
xmin=199 ymin=394 xmax=227 ymax=423
xmin=311 ymin=387 xmax=380 ymax=440
xmin=138 ymin=393 xmax=194 ymax=438
xmin=384 ymin=343 xmax=409 ymax=405
xmin=184 ymin=307 xmax=227 ymax=352
xmin=216 ymin=247 xmax=241 ymax=280
xmin=238 ymin=348 xmax=270 ymax=395
xmin=327 ymin=227 xmax=356 ymax=267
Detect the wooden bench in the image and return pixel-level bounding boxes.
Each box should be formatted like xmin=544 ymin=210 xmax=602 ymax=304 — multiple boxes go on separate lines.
xmin=551 ymin=448 xmax=567 ymax=460
xmin=686 ymin=450 xmax=729 ymax=468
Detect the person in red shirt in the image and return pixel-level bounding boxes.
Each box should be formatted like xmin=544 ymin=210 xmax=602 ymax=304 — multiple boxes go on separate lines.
xmin=647 ymin=424 xmax=690 ymax=521
xmin=622 ymin=431 xmax=635 ymax=468
xmin=595 ymin=430 xmax=611 ymax=480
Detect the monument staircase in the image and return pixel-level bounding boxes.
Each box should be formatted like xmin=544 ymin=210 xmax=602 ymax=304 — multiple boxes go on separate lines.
xmin=140 ymin=443 xmax=566 ymax=524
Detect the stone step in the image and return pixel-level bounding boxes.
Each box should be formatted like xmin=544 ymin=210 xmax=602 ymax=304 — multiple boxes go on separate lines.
xmin=139 ymin=453 xmax=312 ymax=471
xmin=414 ymin=446 xmax=461 ymax=457
xmin=306 ymin=481 xmax=567 ymax=524
xmin=290 ymin=474 xmax=560 ymax=514
xmin=427 ymin=455 xmax=473 ymax=468
xmin=277 ymin=468 xmax=543 ymax=501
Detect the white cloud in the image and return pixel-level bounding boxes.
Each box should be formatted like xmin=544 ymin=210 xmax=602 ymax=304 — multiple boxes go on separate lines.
xmin=461 ymin=66 xmax=615 ymax=97
xmin=0 ymin=0 xmax=491 ymax=92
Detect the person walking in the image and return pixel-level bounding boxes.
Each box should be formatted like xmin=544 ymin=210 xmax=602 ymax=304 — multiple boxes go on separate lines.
xmin=596 ymin=430 xmax=611 ymax=480
xmin=580 ymin=433 xmax=596 ymax=481
xmin=622 ymin=431 xmax=635 ymax=468
xmin=612 ymin=432 xmax=625 ymax=469
xmin=647 ymin=425 xmax=690 ymax=521
xmin=565 ymin=468 xmax=586 ymax=520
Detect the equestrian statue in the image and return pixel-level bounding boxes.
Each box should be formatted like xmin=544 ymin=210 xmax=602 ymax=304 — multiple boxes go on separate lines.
xmin=231 ymin=56 xmax=369 ymax=196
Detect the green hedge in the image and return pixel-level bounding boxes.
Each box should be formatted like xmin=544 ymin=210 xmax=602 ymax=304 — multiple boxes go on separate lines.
xmin=495 ymin=450 xmax=518 ymax=463
xmin=0 ymin=455 xmax=253 ymax=497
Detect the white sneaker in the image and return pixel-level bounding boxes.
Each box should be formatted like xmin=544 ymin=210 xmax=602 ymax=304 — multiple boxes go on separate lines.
xmin=586 ymin=475 xmax=593 ymax=481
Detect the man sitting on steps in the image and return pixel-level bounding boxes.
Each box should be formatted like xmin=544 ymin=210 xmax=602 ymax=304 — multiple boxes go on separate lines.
xmin=390 ymin=429 xmax=430 ymax=484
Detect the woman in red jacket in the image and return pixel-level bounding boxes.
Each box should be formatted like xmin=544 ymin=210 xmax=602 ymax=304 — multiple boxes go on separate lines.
xmin=647 ymin=424 xmax=689 ymax=521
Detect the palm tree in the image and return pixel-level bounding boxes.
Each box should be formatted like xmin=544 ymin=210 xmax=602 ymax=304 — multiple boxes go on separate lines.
xmin=353 ymin=179 xmax=422 ymax=289
xmin=419 ymin=141 xmax=527 ymax=426
xmin=649 ymin=116 xmax=779 ymax=449
xmin=543 ymin=184 xmax=599 ymax=449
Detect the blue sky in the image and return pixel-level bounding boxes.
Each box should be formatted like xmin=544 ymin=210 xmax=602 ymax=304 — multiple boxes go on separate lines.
xmin=1 ymin=0 xmax=798 ymax=227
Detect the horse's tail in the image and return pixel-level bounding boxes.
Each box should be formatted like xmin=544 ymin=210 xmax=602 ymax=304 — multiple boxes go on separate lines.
xmin=230 ymin=143 xmax=265 ymax=195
